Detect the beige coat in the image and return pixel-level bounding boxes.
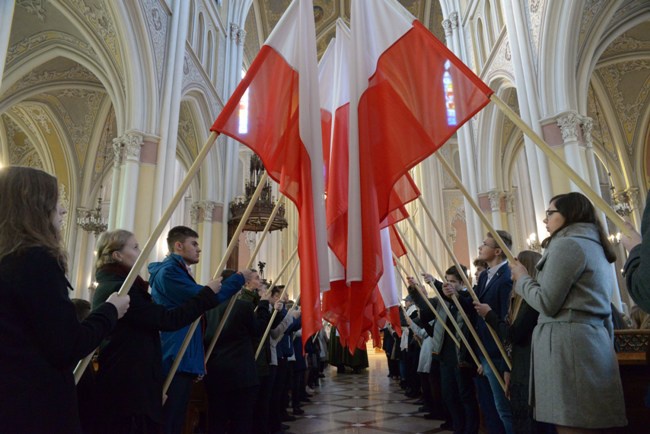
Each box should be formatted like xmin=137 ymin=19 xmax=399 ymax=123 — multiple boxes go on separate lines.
xmin=515 ymin=223 xmax=626 ymax=428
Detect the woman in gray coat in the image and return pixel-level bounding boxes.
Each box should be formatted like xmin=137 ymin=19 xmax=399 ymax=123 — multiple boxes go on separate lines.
xmin=510 ymin=192 xmax=626 ymax=433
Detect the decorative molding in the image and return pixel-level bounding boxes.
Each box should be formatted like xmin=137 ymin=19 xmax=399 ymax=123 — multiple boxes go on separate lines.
xmin=597 ymin=60 xmax=650 ymax=156
xmin=17 ymin=0 xmax=47 ymax=22
xmin=556 ymin=111 xmax=581 ymax=142
xmin=6 ymin=31 xmax=96 ymax=68
xmin=141 ymin=0 xmax=169 ymax=89
xmin=61 ymin=0 xmax=124 ymax=78
xmin=579 ymin=0 xmax=606 ymax=51
xmin=58 ymin=183 xmax=70 ymax=237
xmin=111 ymin=137 xmax=124 ymax=168
xmin=5 ymin=64 xmax=99 ymax=98
xmin=504 ymin=191 xmax=515 ymax=214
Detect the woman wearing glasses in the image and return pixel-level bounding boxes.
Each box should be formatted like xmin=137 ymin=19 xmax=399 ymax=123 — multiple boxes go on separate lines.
xmin=510 ymin=192 xmax=626 ymax=434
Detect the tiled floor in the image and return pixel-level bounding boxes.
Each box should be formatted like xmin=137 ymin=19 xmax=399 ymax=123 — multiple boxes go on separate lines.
xmin=284 ymin=349 xmax=453 ymax=434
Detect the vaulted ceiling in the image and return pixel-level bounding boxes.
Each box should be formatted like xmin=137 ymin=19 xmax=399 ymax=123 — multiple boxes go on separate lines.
xmin=243 ymin=0 xmax=446 ymax=65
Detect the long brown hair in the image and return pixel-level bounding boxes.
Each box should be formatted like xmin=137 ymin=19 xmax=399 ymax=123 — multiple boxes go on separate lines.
xmin=509 ymin=250 xmax=542 ymax=321
xmin=543 ymin=192 xmax=616 ymax=263
xmin=0 ymin=166 xmax=67 ymax=270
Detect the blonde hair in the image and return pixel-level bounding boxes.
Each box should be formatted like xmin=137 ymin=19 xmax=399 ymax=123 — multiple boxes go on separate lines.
xmin=509 ymin=250 xmax=542 ymax=321
xmin=0 ymin=166 xmax=67 ymax=270
xmin=95 ymin=229 xmax=134 ymax=270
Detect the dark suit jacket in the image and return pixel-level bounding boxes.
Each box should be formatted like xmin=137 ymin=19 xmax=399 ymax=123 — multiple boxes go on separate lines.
xmin=462 ymin=262 xmax=512 ymax=360
xmin=0 ymin=247 xmax=117 ymax=434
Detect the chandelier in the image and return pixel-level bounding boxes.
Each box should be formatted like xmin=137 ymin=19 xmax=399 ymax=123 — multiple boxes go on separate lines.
xmin=77 ymin=195 xmax=108 ymax=235
xmin=229 ymin=154 xmax=288 ymax=232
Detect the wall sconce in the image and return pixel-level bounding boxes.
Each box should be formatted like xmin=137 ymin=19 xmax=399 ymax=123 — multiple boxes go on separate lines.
xmin=526 ymin=233 xmax=541 ymax=252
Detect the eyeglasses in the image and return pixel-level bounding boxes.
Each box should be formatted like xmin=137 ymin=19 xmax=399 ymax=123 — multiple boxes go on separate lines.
xmin=545 ymin=209 xmax=560 ymax=217
xmin=481 ymin=241 xmax=497 ymax=249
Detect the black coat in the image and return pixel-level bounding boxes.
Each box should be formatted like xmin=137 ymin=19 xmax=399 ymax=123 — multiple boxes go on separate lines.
xmin=91 ymin=264 xmax=219 ymax=423
xmin=205 ymin=298 xmax=265 ymax=392
xmin=0 ymin=247 xmax=117 ymax=434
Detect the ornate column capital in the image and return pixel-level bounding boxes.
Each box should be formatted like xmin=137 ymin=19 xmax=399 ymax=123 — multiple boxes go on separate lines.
xmin=488 ymin=190 xmax=504 ymax=212
xmin=556 ymin=111 xmax=581 ymax=143
xmin=122 ymin=131 xmax=144 ymax=162
xmin=190 ymin=201 xmax=201 ymax=225
xmin=201 ymin=200 xmax=218 ymax=222
xmin=504 ymin=191 xmax=515 ymax=213
xmin=581 ymin=116 xmax=594 ymax=148
xmin=236 ymin=28 xmax=247 ymax=46
xmin=442 ymin=19 xmax=453 ymax=37
xmin=449 ymin=12 xmax=459 ymax=30
xmin=111 ymin=138 xmax=124 ymax=168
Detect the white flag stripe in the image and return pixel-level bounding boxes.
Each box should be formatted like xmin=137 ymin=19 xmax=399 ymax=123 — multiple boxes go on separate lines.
xmin=378 ymin=227 xmax=400 ymax=308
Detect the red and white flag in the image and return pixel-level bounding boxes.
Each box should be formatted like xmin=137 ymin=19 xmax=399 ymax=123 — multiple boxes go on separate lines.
xmin=210 ymin=0 xmax=329 ymax=346
xmin=343 ymin=0 xmax=493 ymax=347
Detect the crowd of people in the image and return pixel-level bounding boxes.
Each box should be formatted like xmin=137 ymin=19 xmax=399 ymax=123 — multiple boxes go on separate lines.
xmin=2 ymin=166 xmax=650 ymax=434
xmin=383 ymin=191 xmax=650 ymax=434
xmin=0 ymin=167 xmax=323 ymax=434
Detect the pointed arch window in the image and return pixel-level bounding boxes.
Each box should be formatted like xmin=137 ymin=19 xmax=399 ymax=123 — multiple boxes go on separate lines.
xmin=443 ymin=60 xmax=457 ymax=126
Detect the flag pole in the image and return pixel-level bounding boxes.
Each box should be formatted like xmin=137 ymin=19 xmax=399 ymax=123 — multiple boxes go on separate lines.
xmin=489 ymin=94 xmax=630 ymax=236
xmin=206 ymin=244 xmax=299 ymax=362
xmin=246 ymin=195 xmax=285 ymax=269
xmin=74 ymin=131 xmax=220 ymax=384
xmin=404 ymin=212 xmax=510 ymax=366
xmin=392 ymin=252 xmax=461 ymax=350
xmin=162 ymin=171 xmax=270 ymax=400
xmin=435 ymin=153 xmax=515 ymax=263
xmin=415 ymin=195 xmax=512 ymax=368
xmin=255 ymin=258 xmax=300 ymax=360
xmin=396 ymin=223 xmax=505 ymax=392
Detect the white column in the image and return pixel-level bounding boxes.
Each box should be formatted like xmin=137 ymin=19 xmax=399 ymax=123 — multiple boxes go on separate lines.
xmin=445 ymin=12 xmax=481 ymax=258
xmin=220 ymin=23 xmax=247 ymax=254
xmin=108 ymin=139 xmax=124 ymax=230
xmin=200 ymin=200 xmax=217 ymax=282
xmin=501 ymin=0 xmax=552 ymax=236
xmin=0 ymin=1 xmax=15 ymax=90
xmin=556 ymin=112 xmax=588 ymax=193
xmin=117 ymin=132 xmax=144 ymax=231
xmin=150 ymin=0 xmax=191 ymax=242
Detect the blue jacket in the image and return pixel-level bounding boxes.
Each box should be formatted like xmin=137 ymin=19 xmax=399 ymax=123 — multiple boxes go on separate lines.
xmin=149 ymin=254 xmax=244 ymax=375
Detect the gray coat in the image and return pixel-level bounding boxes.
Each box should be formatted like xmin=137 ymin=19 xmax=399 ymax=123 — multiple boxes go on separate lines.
xmin=515 ymin=223 xmax=626 ymax=428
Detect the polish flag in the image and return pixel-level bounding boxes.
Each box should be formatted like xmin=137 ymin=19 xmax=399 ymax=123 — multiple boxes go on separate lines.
xmin=344 ymin=0 xmax=493 ymax=347
xmin=211 ymin=0 xmax=328 ymax=346
xmin=318 ymin=21 xmax=415 ymax=347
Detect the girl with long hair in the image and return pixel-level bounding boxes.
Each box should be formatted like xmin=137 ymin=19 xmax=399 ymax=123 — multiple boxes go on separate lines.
xmin=0 ymin=166 xmax=129 ymax=434
xmin=510 ymin=192 xmax=626 ymax=433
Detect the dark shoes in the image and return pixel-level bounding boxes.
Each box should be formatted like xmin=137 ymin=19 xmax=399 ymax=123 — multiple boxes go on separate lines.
xmin=292 ymin=407 xmax=305 ymax=415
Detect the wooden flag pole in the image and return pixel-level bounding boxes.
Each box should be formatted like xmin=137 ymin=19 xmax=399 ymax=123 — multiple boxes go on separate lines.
xmin=255 ymin=258 xmax=300 ymax=360
xmin=74 ymin=131 xmax=220 ymax=384
xmin=246 ymin=196 xmax=285 ymax=269
xmin=392 ymin=252 xmax=461 ymax=349
xmin=404 ymin=213 xmax=510 ymax=369
xmin=435 ymin=153 xmax=515 ymax=263
xmin=490 ymin=94 xmax=630 ymax=236
xmin=396 ymin=223 xmax=505 ymax=391
xmin=205 ymin=244 xmax=299 ymax=363
xmin=162 ymin=171 xmax=269 ymax=399
xmin=415 ymin=196 xmax=512 ymax=368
